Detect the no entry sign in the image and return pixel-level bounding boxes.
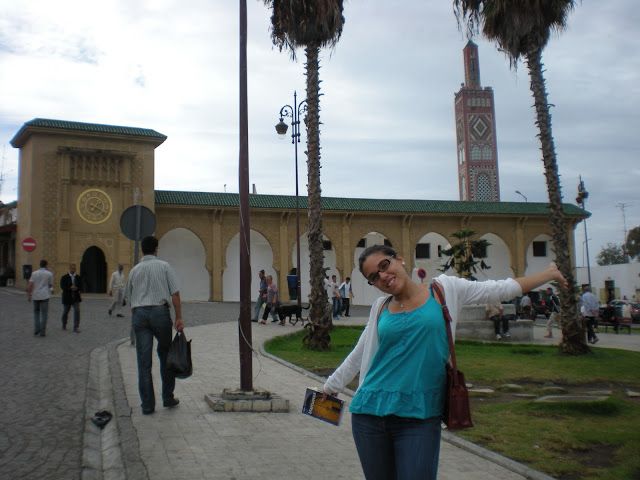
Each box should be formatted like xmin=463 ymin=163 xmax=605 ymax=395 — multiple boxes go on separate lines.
xmin=22 ymin=237 xmax=37 ymax=252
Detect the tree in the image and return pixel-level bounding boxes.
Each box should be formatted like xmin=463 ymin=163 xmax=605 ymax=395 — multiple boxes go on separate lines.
xmin=625 ymin=226 xmax=640 ymax=260
xmin=453 ymin=0 xmax=588 ymax=354
xmin=263 ymin=0 xmax=345 ymax=350
xmin=440 ymin=229 xmax=491 ymax=280
xmin=596 ymin=243 xmax=627 ymax=266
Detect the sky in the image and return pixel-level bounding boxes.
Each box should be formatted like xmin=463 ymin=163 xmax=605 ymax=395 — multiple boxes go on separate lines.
xmin=0 ymin=1 xmax=638 ymax=266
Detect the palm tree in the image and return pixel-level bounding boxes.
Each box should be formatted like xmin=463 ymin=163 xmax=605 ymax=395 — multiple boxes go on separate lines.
xmin=263 ymin=1 xmax=345 ymax=350
xmin=453 ymin=0 xmax=588 ymax=354
xmin=440 ymin=229 xmax=491 ymax=280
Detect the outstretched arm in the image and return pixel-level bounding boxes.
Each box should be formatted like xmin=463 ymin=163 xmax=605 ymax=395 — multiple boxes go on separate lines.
xmin=515 ymin=263 xmax=568 ymax=293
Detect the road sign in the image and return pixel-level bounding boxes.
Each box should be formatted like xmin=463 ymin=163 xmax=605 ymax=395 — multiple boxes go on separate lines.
xmin=22 ymin=237 xmax=37 ymax=252
xmin=120 ymin=205 xmax=156 ymax=241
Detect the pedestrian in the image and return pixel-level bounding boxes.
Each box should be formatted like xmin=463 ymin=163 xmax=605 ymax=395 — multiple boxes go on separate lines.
xmin=125 ymin=235 xmax=184 ymax=415
xmin=108 ymin=264 xmax=126 ymax=317
xmin=323 ymin=244 xmax=567 ymax=480
xmin=60 ymin=263 xmax=82 ymax=333
xmin=486 ymin=302 xmax=510 ymax=339
xmin=260 ymin=275 xmax=281 ymax=325
xmin=544 ymin=287 xmax=561 ymax=338
xmin=26 ymin=259 xmax=53 ymax=337
xmin=519 ymin=293 xmax=532 ymax=319
xmin=580 ymin=285 xmax=599 ymax=344
xmin=339 ymin=277 xmax=354 ymax=317
xmin=329 ymin=274 xmax=342 ymax=320
xmin=252 ymin=269 xmax=268 ymax=322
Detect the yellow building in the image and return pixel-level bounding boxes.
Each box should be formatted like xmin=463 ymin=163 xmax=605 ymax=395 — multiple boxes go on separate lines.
xmin=10 ymin=118 xmax=587 ymax=305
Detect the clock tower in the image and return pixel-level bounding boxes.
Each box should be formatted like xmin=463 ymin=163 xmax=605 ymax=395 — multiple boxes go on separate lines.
xmin=11 ymin=119 xmax=165 ymax=291
xmin=454 ymin=40 xmax=501 ymax=202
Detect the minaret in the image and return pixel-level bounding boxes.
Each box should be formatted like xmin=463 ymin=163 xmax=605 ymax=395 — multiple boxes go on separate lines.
xmin=454 ymin=40 xmax=500 ymax=202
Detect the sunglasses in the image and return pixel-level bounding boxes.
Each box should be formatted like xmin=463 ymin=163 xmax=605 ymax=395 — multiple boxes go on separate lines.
xmin=366 ymin=257 xmax=394 ymax=285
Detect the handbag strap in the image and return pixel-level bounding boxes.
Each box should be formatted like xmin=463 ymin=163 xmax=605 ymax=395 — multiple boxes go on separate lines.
xmin=431 ymin=281 xmax=460 ymax=380
xmin=375 ymin=296 xmax=393 ymax=323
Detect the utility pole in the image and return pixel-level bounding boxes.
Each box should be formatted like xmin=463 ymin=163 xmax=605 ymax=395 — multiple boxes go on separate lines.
xmin=616 ymin=202 xmax=631 ymax=262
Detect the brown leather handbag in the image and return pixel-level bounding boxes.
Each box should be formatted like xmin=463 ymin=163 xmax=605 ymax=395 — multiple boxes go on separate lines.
xmin=431 ymin=282 xmax=473 ymax=430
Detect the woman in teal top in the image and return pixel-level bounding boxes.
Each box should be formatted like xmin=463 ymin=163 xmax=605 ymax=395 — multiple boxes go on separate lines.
xmin=324 ymin=245 xmax=567 ymax=480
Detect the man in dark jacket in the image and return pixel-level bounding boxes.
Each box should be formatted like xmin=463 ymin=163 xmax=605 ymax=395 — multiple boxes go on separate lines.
xmin=60 ymin=263 xmax=82 ymax=332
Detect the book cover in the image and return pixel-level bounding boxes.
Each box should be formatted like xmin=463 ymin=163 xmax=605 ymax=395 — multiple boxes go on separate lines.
xmin=301 ymin=387 xmax=345 ymax=426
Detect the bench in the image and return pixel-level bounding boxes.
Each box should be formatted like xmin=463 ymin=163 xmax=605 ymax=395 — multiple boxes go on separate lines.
xmin=598 ymin=317 xmax=632 ymax=334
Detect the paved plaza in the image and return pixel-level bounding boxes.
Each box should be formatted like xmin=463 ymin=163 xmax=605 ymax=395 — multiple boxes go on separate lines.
xmin=1 ymin=286 xmax=637 ymax=479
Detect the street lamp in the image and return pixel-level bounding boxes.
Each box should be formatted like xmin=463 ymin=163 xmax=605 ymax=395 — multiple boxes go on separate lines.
xmin=515 ymin=190 xmax=528 ymax=202
xmin=576 ymin=176 xmax=591 ymax=286
xmin=275 ymin=91 xmax=307 ymax=312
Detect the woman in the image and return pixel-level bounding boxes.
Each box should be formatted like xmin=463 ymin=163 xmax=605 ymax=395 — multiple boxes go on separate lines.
xmin=323 ymin=245 xmax=567 ymax=480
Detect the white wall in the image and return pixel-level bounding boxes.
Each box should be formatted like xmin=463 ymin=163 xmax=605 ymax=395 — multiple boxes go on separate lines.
xmin=576 ymin=262 xmax=640 ymax=302
xmin=525 ymin=234 xmax=554 ymax=290
xmin=475 ymin=233 xmax=514 ymax=281
xmin=158 ymin=228 xmax=210 ymax=301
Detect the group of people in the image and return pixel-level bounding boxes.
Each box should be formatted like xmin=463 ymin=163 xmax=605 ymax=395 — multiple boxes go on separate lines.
xmin=26 ymin=236 xmax=184 ymax=416
xmin=327 ymin=274 xmax=354 ymax=319
xmin=251 ymin=269 xmax=284 ymax=325
xmin=26 ymin=239 xmax=616 ymax=479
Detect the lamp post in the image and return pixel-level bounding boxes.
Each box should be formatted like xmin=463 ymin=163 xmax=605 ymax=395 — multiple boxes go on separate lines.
xmin=576 ymin=176 xmax=591 ymax=287
xmin=515 ymin=190 xmax=528 ymax=202
xmin=275 ymin=91 xmax=307 ymax=312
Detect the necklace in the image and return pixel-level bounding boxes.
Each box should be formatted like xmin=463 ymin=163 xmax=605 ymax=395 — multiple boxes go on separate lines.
xmin=393 ymin=297 xmax=406 ymax=308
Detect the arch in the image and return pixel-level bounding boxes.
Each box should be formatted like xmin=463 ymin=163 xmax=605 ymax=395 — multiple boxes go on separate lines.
xmin=159 ymin=228 xmax=210 ymax=301
xmin=80 ymin=246 xmax=107 ymax=293
xmin=224 ymin=230 xmax=276 ymax=302
xmin=474 ymin=233 xmax=514 ymax=281
xmin=412 ymin=232 xmax=451 ymax=285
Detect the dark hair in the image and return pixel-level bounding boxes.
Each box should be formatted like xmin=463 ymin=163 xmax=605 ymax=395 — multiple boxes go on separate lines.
xmin=39 ymin=259 xmax=48 ymax=268
xmin=358 ymin=244 xmax=397 ymax=274
xmin=141 ymin=236 xmax=158 ymax=255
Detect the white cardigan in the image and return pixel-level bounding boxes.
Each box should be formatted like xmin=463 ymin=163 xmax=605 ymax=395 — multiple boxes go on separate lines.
xmin=323 ymin=274 xmax=522 ymax=394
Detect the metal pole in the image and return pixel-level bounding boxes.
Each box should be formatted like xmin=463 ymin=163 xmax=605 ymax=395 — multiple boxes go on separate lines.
xmin=238 ymin=0 xmax=252 ymax=391
xmin=293 ymin=91 xmax=302 ymax=312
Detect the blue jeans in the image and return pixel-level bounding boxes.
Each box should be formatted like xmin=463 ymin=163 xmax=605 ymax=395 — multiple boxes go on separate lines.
xmin=132 ymin=305 xmax=175 ymax=412
xmin=332 ymin=297 xmax=342 ymax=319
xmin=253 ymin=295 xmax=266 ymax=321
xmin=351 ymin=413 xmax=441 ymax=480
xmin=61 ymin=302 xmax=80 ymax=330
xmin=33 ymin=299 xmax=49 ymax=335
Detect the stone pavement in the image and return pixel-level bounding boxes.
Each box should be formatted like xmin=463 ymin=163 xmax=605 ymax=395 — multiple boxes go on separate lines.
xmin=108 ymin=313 xmax=640 ymax=480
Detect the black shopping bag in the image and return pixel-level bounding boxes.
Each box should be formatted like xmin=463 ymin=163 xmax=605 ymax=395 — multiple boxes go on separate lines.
xmin=166 ymin=331 xmax=192 ymax=379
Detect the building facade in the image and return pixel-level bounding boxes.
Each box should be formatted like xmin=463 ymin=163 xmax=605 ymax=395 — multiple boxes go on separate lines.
xmin=9 ymin=119 xmax=586 ymax=305
xmin=455 ymin=40 xmax=500 ymax=202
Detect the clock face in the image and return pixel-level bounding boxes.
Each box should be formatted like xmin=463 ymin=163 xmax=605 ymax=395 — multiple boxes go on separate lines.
xmin=77 ymin=189 xmax=113 ymax=224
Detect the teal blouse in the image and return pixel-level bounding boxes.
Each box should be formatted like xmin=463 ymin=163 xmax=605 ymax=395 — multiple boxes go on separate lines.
xmin=350 ymin=293 xmax=449 ymax=419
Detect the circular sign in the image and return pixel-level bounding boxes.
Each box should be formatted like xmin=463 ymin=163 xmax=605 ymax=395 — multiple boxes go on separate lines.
xmin=120 ymin=205 xmax=156 ymax=241
xmin=77 ymin=188 xmax=113 ymax=224
xmin=22 ymin=237 xmax=37 ymax=252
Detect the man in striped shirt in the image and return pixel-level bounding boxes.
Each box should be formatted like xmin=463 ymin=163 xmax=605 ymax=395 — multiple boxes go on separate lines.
xmin=126 ymin=236 xmax=184 ymax=415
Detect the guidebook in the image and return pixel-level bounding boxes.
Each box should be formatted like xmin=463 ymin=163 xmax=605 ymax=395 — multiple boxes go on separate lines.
xmin=301 ymin=387 xmax=345 ymax=426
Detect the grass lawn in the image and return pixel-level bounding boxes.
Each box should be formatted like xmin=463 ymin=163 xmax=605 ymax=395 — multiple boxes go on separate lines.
xmin=264 ymin=327 xmax=640 ymax=480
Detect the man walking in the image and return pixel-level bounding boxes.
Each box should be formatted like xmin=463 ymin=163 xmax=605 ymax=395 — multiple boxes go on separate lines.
xmin=339 ymin=277 xmax=354 ymax=317
xmin=329 ymin=274 xmax=342 ymax=320
xmin=581 ymin=285 xmax=599 ymax=344
xmin=126 ymin=236 xmax=184 ymax=415
xmin=544 ymin=287 xmax=561 ymax=338
xmin=60 ymin=263 xmax=82 ymax=333
xmin=27 ymin=259 xmax=53 ymax=337
xmin=108 ymin=264 xmax=126 ymax=317
xmin=252 ymin=269 xmax=268 ymax=322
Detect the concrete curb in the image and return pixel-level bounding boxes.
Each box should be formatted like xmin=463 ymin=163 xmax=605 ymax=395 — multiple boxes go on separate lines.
xmin=82 ymin=338 xmax=149 ymax=480
xmin=82 ymin=345 xmax=125 ymax=480
xmin=260 ymin=340 xmax=557 ymax=480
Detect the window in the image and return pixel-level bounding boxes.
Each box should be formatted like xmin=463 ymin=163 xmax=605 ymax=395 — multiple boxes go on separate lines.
xmin=437 ymin=245 xmax=443 ymax=258
xmin=532 ymin=241 xmax=547 ymax=257
xmin=473 ymin=243 xmax=488 ymax=258
xmin=356 ymin=238 xmax=365 ymax=248
xmin=384 ymin=239 xmax=393 ymax=247
xmin=322 ymin=240 xmax=332 ymax=251
xmin=415 ymin=243 xmax=430 ymax=259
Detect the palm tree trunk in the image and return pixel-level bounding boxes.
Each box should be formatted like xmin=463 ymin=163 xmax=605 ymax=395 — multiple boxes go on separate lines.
xmin=303 ymin=43 xmax=331 ymax=350
xmin=526 ymin=48 xmax=589 ymax=355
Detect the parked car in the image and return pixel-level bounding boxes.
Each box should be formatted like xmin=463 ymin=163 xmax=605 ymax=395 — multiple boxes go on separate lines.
xmin=599 ymin=299 xmax=639 ymax=323
xmin=630 ymin=302 xmax=640 ymax=323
